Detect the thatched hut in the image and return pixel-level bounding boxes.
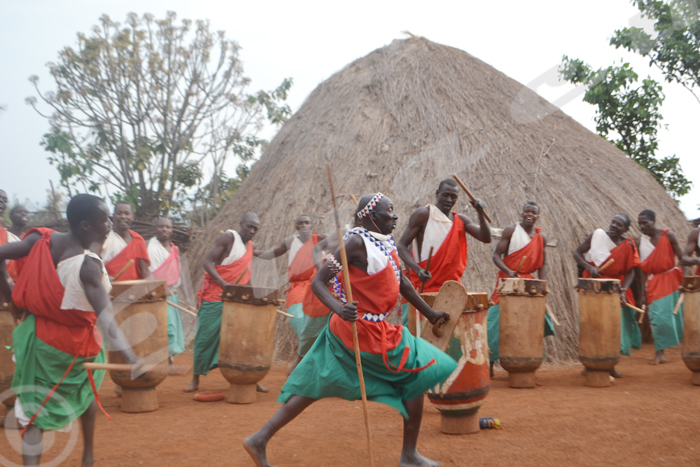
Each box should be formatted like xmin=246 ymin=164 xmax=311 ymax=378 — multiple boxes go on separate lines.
xmin=189 ymin=37 xmax=692 ymax=362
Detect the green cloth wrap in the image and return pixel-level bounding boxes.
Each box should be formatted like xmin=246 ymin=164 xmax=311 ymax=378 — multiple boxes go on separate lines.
xmin=620 ymin=305 xmax=642 ymax=356
xmin=648 ymin=291 xmax=684 ymax=351
xmin=167 ymin=293 xmax=185 ymax=356
xmin=279 ymin=326 xmax=457 ymax=418
xmin=12 ymin=315 xmax=106 ymax=431
xmin=193 ymin=300 xmax=223 ymax=375
xmin=287 ymin=303 xmax=332 ymax=357
xmin=486 ymin=304 xmax=555 ymax=362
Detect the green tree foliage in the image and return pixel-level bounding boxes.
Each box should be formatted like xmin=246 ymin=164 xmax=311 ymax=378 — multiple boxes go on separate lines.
xmin=612 ymin=0 xmax=700 ymax=105
xmin=27 ymin=12 xmax=292 ymax=221
xmin=560 ymin=57 xmax=691 ymax=199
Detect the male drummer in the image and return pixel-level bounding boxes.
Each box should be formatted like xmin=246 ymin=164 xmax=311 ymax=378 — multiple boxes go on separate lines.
xmin=681 ymin=225 xmax=700 ymax=275
xmin=96 ymin=201 xmax=150 ymax=280
xmin=574 ymin=214 xmax=641 ymax=376
xmin=184 ymin=212 xmax=267 ymax=393
xmin=486 ymin=201 xmax=553 ymax=376
xmin=256 ymin=215 xmax=328 ymax=372
xmin=637 ymin=209 xmax=685 ymax=364
xmin=0 ymin=194 xmax=142 ymax=466
xmin=397 ymin=179 xmax=491 ymax=329
xmin=244 ymin=193 xmax=456 ymax=467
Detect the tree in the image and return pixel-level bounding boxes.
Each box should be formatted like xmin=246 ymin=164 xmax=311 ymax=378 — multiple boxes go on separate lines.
xmin=559 ymin=57 xmax=691 ymax=199
xmin=28 ymin=12 xmax=292 ymax=221
xmin=612 ymin=0 xmax=700 ymax=105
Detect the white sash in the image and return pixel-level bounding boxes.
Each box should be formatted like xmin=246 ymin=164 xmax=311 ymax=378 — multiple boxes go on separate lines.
xmin=639 ymin=235 xmax=655 ymax=263
xmin=508 ymin=223 xmax=533 ymax=255
xmin=413 ymin=204 xmax=452 ymax=262
xmin=222 ymin=230 xmax=247 ymax=265
xmin=288 ymin=236 xmax=304 ymax=266
xmin=584 ymin=229 xmax=616 ymax=266
xmin=57 ymin=252 xmax=111 ymax=312
xmin=101 ymin=230 xmax=128 ymax=264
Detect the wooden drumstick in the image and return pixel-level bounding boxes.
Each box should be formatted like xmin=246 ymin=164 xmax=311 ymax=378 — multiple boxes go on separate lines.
xmin=327 ymin=165 xmax=374 ymax=467
xmin=545 ymin=304 xmax=560 ymax=326
xmin=452 ymin=175 xmax=492 ymax=224
xmin=113 ymin=259 xmax=134 ymax=281
xmin=673 ymin=293 xmax=684 ymax=315
xmin=514 ymin=256 xmax=527 ymax=276
xmin=598 ymin=258 xmax=615 ymax=274
xmin=277 ymin=309 xmax=294 ymax=318
xmin=234 ymin=266 xmax=250 ymax=285
xmin=168 ymin=300 xmax=198 ymax=317
xmin=350 ymin=194 xmax=359 ymax=207
xmin=419 ymin=247 xmax=435 ymax=293
xmin=83 ymin=362 xmax=158 ymax=372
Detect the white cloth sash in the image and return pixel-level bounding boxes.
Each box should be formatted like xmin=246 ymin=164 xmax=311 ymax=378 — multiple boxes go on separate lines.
xmin=222 ymin=230 xmax=247 ymax=265
xmin=584 ymin=228 xmax=617 ymax=266
xmin=101 ymin=230 xmax=128 ymax=264
xmin=412 ymin=204 xmax=452 ymax=262
xmin=6 ymin=231 xmax=20 ymax=243
xmin=288 ymin=236 xmax=304 ymax=266
xmin=639 ymin=235 xmax=655 ymax=263
xmin=58 ymin=251 xmax=111 ymax=312
xmin=147 ymin=237 xmax=180 ymax=288
xmin=508 ymin=224 xmax=533 ymax=255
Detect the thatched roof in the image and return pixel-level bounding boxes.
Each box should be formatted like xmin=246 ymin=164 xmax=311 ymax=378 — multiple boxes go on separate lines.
xmin=189 ymin=37 xmax=692 ymax=361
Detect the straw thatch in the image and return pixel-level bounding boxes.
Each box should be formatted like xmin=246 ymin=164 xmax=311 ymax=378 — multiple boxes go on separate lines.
xmin=189 ymin=37 xmax=693 ymax=363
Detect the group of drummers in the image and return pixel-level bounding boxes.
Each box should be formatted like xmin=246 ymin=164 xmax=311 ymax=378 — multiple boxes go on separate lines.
xmin=0 ymin=179 xmax=698 ymax=466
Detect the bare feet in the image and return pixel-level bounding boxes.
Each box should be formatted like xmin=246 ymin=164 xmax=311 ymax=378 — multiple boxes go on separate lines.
xmin=244 ymin=434 xmax=274 ymax=467
xmin=611 ymin=368 xmax=625 ymax=378
xmin=183 ymin=375 xmax=199 ymax=393
xmin=81 ymin=453 xmax=94 ymax=467
xmin=399 ymin=451 xmax=441 ymax=467
xmin=649 ymin=350 xmax=669 ymax=365
xmin=287 ymin=355 xmax=303 ymax=376
xmin=257 ymin=383 xmax=270 ymax=393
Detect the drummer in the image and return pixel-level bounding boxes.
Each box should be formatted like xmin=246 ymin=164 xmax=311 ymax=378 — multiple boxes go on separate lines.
xmin=184 ymin=212 xmax=268 ymax=393
xmin=573 ymin=214 xmax=641 ymax=376
xmin=95 ymin=200 xmax=150 ymax=280
xmin=0 ymin=193 xmax=142 ymax=466
xmin=397 ymin=179 xmax=491 ymax=328
xmin=681 ymin=225 xmax=700 ymax=275
xmin=244 ymin=193 xmax=456 ymax=467
xmin=486 ymin=201 xmax=553 ymax=376
xmin=256 ymin=215 xmax=328 ymax=373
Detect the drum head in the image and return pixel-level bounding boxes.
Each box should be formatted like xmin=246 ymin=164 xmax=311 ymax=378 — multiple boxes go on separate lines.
xmin=419 ymin=280 xmax=468 ymax=352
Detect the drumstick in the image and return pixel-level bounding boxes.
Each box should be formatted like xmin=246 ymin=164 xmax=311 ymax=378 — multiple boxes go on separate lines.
xmin=419 ymin=247 xmax=435 ymax=293
xmin=327 ymin=165 xmax=374 ymax=467
xmin=168 ymin=300 xmax=198 ymax=317
xmin=598 ymin=258 xmax=615 ymax=274
xmin=277 ymin=309 xmax=294 ymax=318
xmin=545 ymin=304 xmax=560 ymax=326
xmin=234 ymin=266 xmax=250 ymax=285
xmin=82 ymin=362 xmax=160 ymax=372
xmin=113 ymin=259 xmax=134 ymax=281
xmin=452 ymin=175 xmax=492 ymax=224
xmin=514 ymin=256 xmax=527 ymax=276
xmin=350 ymin=194 xmax=359 ymax=207
xmin=673 ymin=293 xmax=684 ymax=315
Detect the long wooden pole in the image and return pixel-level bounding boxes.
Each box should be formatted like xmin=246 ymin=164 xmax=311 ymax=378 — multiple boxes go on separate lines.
xmin=452 ymin=175 xmax=493 ymax=224
xmin=327 ymin=165 xmax=374 ymax=467
xmin=112 ymin=259 xmax=134 ymax=281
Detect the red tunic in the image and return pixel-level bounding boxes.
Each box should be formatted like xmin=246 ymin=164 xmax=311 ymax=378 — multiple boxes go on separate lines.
xmin=286 ymin=234 xmax=319 ymax=307
xmin=104 ymin=230 xmax=150 ymax=280
xmin=639 ymin=230 xmax=683 ymax=303
xmin=197 ymin=239 xmax=253 ymax=305
xmin=407 ymin=212 xmax=467 ymax=293
xmin=582 ymin=237 xmax=640 ymax=305
xmin=12 ymin=228 xmax=102 ymax=357
xmin=490 ymin=227 xmax=544 ymax=305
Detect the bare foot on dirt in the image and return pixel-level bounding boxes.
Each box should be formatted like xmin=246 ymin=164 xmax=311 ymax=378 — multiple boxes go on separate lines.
xmin=399 ymin=450 xmax=441 ymax=467
xmin=649 ymin=351 xmax=669 ymax=365
xmin=183 ymin=375 xmax=199 ymax=393
xmin=243 ymin=434 xmax=274 ymax=467
xmin=611 ymin=368 xmax=625 ymax=378
xmin=256 ymin=383 xmax=270 ymax=393
xmin=81 ymin=453 xmax=94 ymax=467
xmin=287 ymin=355 xmax=302 ymax=376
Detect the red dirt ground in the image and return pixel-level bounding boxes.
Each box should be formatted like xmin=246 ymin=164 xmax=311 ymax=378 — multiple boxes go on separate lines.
xmin=1 ymin=343 xmax=699 ymax=467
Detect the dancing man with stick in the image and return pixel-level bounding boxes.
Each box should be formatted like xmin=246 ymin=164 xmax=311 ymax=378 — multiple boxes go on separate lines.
xmin=244 ymin=190 xmax=457 ymax=467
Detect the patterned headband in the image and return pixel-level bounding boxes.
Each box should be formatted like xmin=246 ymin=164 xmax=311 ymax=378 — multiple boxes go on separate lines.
xmin=357 ymin=193 xmax=385 ymax=219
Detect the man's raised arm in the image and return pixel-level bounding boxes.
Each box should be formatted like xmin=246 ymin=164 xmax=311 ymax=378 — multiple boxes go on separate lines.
xmin=460 ymin=198 xmax=491 ymax=243
xmin=255 ymin=238 xmax=290 ymax=260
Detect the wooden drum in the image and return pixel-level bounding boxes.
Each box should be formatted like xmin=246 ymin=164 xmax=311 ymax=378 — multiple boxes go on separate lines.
xmin=681 ymin=276 xmax=700 ymax=385
xmin=427 ymin=288 xmax=490 ymax=434
xmin=0 ymin=294 xmax=16 ymax=409
xmin=498 ymin=278 xmax=548 ymax=388
xmin=219 ymin=285 xmax=279 ymax=404
xmin=577 ymin=278 xmax=621 ymax=387
xmin=109 ymin=280 xmax=169 ymax=412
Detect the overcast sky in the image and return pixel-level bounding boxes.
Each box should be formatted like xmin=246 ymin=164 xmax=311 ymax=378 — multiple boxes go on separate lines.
xmin=1 ymin=0 xmax=697 ymax=218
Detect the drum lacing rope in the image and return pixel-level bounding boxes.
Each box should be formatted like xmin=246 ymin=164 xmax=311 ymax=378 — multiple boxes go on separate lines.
xmin=22 ymin=323 xmax=110 ymax=438
xmin=380 ymin=322 xmax=435 ymax=373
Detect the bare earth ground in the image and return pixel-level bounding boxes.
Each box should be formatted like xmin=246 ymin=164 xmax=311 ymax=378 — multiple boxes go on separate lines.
xmin=1 ymin=343 xmax=699 ymax=467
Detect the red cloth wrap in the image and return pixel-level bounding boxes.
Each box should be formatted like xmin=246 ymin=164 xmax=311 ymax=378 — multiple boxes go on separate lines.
xmin=151 ymin=243 xmax=181 ymax=288
xmin=286 ymin=234 xmax=319 ymax=307
xmin=407 ymin=212 xmax=467 ymax=293
xmin=639 ymin=229 xmax=683 ymax=303
xmin=12 ymin=228 xmax=102 ymax=356
xmin=490 ymin=228 xmax=544 ymax=305
xmin=582 ymin=237 xmax=640 ymax=305
xmin=197 ymin=239 xmax=253 ymax=305
xmin=104 ymin=230 xmax=150 ymax=281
